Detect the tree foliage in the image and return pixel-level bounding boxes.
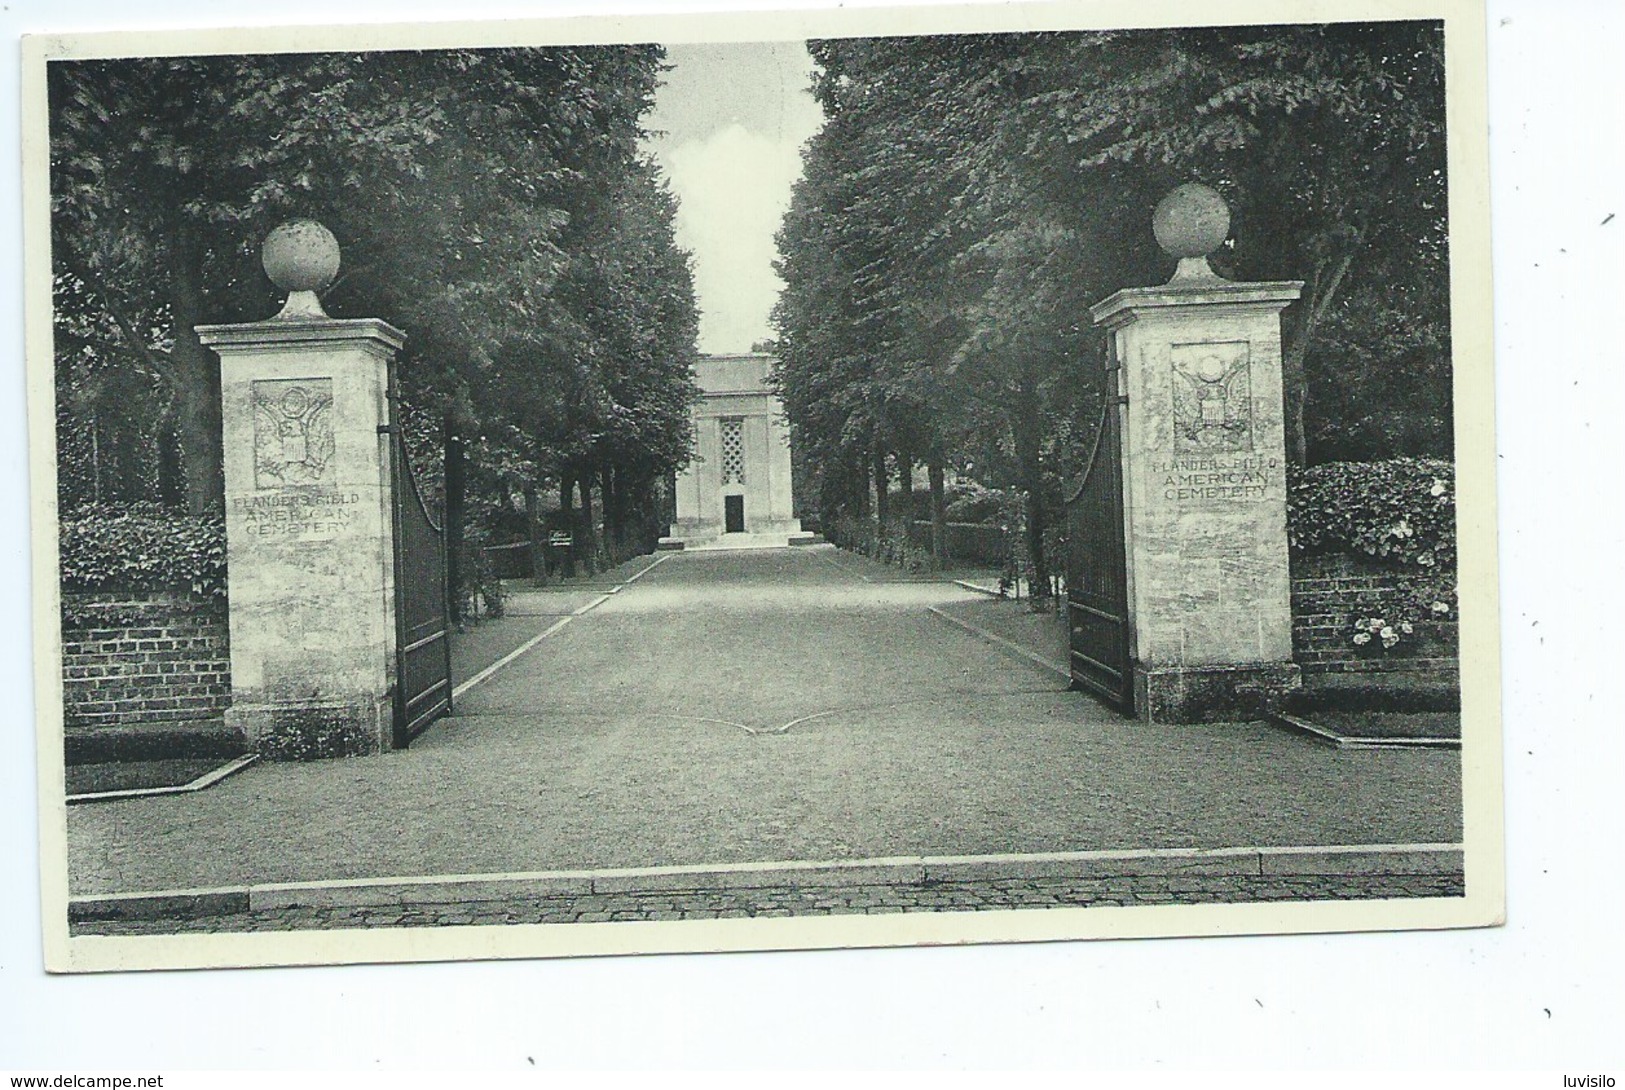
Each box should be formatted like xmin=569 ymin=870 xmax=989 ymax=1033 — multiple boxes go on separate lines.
xmin=772 ymin=23 xmax=1451 ymax=596
xmin=50 ymin=46 xmax=699 ymax=579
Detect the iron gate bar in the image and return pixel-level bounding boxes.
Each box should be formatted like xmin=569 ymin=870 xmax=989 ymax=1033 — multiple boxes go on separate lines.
xmin=387 ymin=362 xmax=454 ymax=748
xmin=1064 ymin=340 xmax=1134 ymax=714
xmin=1071 ymin=601 xmax=1126 ymax=623
xmin=403 ymin=630 xmax=447 ymax=654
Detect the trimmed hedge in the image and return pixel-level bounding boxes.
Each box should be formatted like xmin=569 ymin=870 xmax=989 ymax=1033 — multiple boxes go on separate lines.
xmin=1287 ymin=673 xmax=1460 ymax=713
xmin=907 ymin=520 xmax=1007 ymax=566
xmin=941 ymin=482 xmax=1010 ymax=525
xmin=58 ymin=502 xmax=226 ymax=599
xmin=828 ymin=513 xmax=936 ymax=573
xmin=1288 ymin=458 xmax=1455 ymax=571
xmin=66 ymin=724 xmax=244 ymax=764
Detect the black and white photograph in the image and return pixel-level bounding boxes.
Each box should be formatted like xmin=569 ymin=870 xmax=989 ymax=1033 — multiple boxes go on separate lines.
xmin=21 ymin=0 xmax=1504 ymax=976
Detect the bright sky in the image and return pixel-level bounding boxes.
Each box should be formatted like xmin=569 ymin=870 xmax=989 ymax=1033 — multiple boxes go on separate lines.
xmin=642 ymin=42 xmax=827 ymax=355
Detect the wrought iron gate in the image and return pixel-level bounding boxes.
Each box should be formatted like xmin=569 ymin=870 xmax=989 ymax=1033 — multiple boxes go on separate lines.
xmin=1064 ymin=342 xmax=1133 ymax=714
xmin=388 ymin=376 xmax=453 ymax=748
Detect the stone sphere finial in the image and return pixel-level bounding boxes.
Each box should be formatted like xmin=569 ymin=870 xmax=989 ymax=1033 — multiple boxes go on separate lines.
xmin=262 ymin=219 xmax=340 ymax=319
xmin=1152 ymin=183 xmax=1230 ymax=282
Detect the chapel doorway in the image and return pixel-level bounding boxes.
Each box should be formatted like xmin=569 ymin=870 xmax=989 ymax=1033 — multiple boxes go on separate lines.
xmin=724 ymin=494 xmax=745 ymax=533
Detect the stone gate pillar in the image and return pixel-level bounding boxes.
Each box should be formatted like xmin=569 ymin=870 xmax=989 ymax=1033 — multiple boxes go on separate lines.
xmin=1089 ymin=184 xmax=1303 ymax=721
xmin=196 ymin=221 xmax=405 ymax=754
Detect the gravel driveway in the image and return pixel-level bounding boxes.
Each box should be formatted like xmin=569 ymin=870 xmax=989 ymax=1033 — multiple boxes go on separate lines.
xmin=67 ymin=546 xmax=1461 ymax=895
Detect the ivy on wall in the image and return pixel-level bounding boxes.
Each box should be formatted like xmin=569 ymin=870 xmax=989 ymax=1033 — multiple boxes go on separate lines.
xmin=57 ymin=503 xmax=226 ymax=598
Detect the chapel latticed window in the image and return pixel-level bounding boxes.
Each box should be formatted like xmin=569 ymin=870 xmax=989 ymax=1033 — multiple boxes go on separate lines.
xmin=720 ymin=417 xmax=745 ymax=485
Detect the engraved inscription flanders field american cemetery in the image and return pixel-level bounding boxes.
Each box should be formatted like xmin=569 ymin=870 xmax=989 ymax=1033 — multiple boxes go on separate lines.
xmin=23 ymin=0 xmax=1502 ymax=972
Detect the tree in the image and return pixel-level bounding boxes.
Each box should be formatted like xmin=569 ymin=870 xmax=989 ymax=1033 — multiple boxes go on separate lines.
xmin=773 ymin=23 xmax=1451 ymax=599
xmin=988 ymin=22 xmax=1450 ymax=462
xmin=775 ymin=35 xmax=1147 ymax=597
xmin=47 ymin=44 xmax=698 ymax=562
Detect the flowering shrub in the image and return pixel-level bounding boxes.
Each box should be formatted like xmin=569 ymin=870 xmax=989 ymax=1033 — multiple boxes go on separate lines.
xmin=1288 ymin=458 xmax=1455 ymax=571
xmin=58 ymin=502 xmax=226 ymax=598
xmin=1350 ymin=615 xmax=1415 ymax=652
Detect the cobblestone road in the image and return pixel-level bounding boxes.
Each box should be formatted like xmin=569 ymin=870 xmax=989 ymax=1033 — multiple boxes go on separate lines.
xmin=73 ymin=871 xmax=1464 ymax=934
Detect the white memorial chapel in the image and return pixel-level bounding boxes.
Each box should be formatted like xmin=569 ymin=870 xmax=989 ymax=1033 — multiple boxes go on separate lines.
xmin=663 ymin=352 xmax=810 ymax=549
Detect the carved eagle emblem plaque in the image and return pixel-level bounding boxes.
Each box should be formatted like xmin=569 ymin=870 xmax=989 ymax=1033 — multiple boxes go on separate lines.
xmin=252 ymin=378 xmax=335 ymax=488
xmin=1170 ymin=342 xmax=1252 ymax=453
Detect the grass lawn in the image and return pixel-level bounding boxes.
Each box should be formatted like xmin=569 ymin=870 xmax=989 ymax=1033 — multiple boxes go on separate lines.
xmin=933 ymin=595 xmax=1069 ymax=671
xmin=1302 ymin=709 xmax=1461 ymax=741
xmin=67 ymin=758 xmax=228 ymax=796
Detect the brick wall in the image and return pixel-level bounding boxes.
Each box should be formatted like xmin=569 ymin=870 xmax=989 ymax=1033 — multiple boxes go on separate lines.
xmin=60 ymin=591 xmax=231 ymax=731
xmin=1290 ymin=553 xmax=1458 ymax=675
